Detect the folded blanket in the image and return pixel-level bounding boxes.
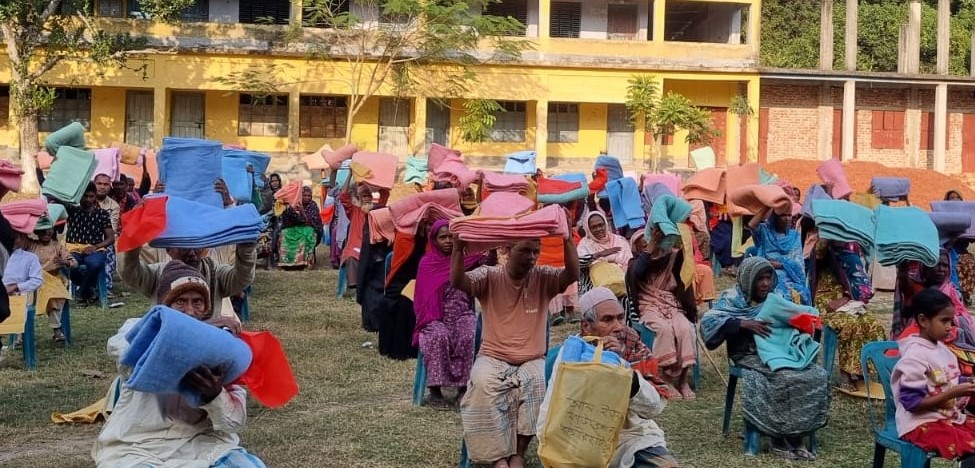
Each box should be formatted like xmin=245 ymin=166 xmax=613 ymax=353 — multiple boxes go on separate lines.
xmin=325 ymin=144 xmax=358 ymax=170
xmin=801 ymin=184 xmax=832 ymax=218
xmin=538 ymin=173 xmax=588 ymax=205
xmin=604 ymin=177 xmax=645 ymax=230
xmin=302 ymin=150 xmax=328 ymax=171
xmin=450 ymin=204 xmax=568 ymax=252
xmin=482 ymin=171 xmax=530 ymax=194
xmin=642 ymin=182 xmax=675 ymax=211
xmin=274 ymin=180 xmax=302 ymax=207
xmin=158 ymin=137 xmax=224 ymax=208
xmin=754 ymin=293 xmax=821 ymax=371
xmin=811 ymin=199 xmax=875 ymax=250
xmin=351 ymin=152 xmax=398 ymax=189
xmin=929 ymin=212 xmax=972 ymax=245
xmin=477 ymin=191 xmax=536 ymax=218
xmin=817 ymin=159 xmax=852 ymax=200
xmin=589 ymin=168 xmax=609 ymax=193
xmin=648 ymin=194 xmax=692 ymax=250
xmin=44 ymin=122 xmax=86 ymax=156
xmin=387 ymin=189 xmax=462 ymax=235
xmin=682 ymin=168 xmax=726 ymax=204
xmin=404 ymin=157 xmax=429 ymax=185
xmin=503 ymin=150 xmax=537 ymax=175
xmin=221 ymin=157 xmax=253 ymax=202
xmin=559 ymin=335 xmax=628 ymax=366
xmin=595 ymin=155 xmax=624 ymax=181
xmin=690 ymin=147 xmax=716 ymax=170
xmin=112 ymin=141 xmax=144 ymax=165
xmin=642 ymin=173 xmax=681 ymax=195
xmin=368 ymin=207 xmax=396 ymax=244
xmin=930 ymin=201 xmax=975 ymax=238
xmin=0 ymin=199 xmax=49 ymax=234
xmin=0 ymin=160 xmax=24 ymax=193
xmin=237 ymin=331 xmax=299 ymax=408
xmin=35 ymin=203 xmax=68 ymax=231
xmin=759 ymin=168 xmax=779 ymax=185
xmin=871 ymin=177 xmax=911 ymax=200
xmin=223 ymin=149 xmax=271 ymax=188
xmin=728 ymin=184 xmax=795 ymax=216
xmin=41 ymin=147 xmax=97 ymax=205
xmin=725 ymin=164 xmax=760 ymax=215
xmin=121 ymin=306 xmax=253 ymax=407
xmin=874 ymin=205 xmax=940 ymax=267
xmin=428 ymin=143 xmax=462 ymax=172
xmin=143 ymin=196 xmax=264 ymax=250
xmin=91 ymin=148 xmax=120 ymax=181
xmin=37 ymin=151 xmax=53 ymax=170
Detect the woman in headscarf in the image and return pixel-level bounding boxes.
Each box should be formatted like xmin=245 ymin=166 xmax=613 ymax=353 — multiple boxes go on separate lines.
xmin=812 ymin=239 xmax=885 ymax=391
xmin=748 ymin=207 xmax=811 ymax=305
xmin=278 ymin=186 xmax=324 ymax=270
xmin=627 ymin=227 xmax=698 ymax=400
xmin=413 ymin=220 xmax=489 ymax=409
xmin=577 ymin=211 xmax=632 ymax=295
xmin=701 ymin=257 xmax=829 ymax=461
xmin=259 ymin=173 xmax=282 ymax=215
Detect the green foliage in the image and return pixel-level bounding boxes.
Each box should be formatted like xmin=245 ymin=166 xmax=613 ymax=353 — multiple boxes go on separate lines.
xmin=458 ymin=99 xmax=502 ymax=143
xmin=624 ymin=75 xmax=660 ymax=133
xmin=215 ymin=64 xmax=290 ymax=99
xmin=729 ymin=94 xmax=754 ymax=117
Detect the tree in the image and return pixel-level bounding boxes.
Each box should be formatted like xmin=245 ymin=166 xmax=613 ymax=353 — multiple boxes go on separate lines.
xmin=299 ymin=0 xmax=528 ymax=150
xmin=0 ymin=0 xmax=194 ymax=192
xmin=625 ymin=75 xmax=717 ymax=172
xmin=457 ymin=98 xmax=502 ymax=143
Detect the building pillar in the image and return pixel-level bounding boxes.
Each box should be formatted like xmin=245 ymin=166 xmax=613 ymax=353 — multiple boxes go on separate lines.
xmin=637 ymin=1 xmax=650 ymax=41
xmin=538 ymin=0 xmax=551 ymax=39
xmin=152 ymin=87 xmax=167 ymax=149
xmin=845 ymin=0 xmax=858 ymax=71
xmin=652 ymin=0 xmax=666 ymax=42
xmin=906 ymin=0 xmax=921 ymax=74
xmin=842 ymin=80 xmax=856 ymax=161
xmin=291 ymin=0 xmax=303 ymax=26
xmin=535 ymin=99 xmax=549 ymax=170
xmin=287 ymin=89 xmax=301 ymax=153
xmin=937 ymin=0 xmax=950 ymax=75
xmin=906 ymin=88 xmax=921 ymax=168
xmin=747 ymin=1 xmax=761 ymax=56
xmin=746 ymin=78 xmax=760 ymax=164
xmin=818 ymin=84 xmax=833 ymax=159
xmin=820 ymin=0 xmax=834 ymax=70
xmin=934 ymin=83 xmax=948 ymax=172
xmin=411 ymin=97 xmax=427 ymax=157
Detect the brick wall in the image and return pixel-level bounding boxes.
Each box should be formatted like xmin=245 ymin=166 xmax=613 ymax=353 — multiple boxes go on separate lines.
xmin=760 ymin=85 xmax=820 ymax=163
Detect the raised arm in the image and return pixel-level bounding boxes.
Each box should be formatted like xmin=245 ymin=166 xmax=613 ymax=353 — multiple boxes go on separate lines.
xmin=747 ymin=207 xmax=771 ymax=231
xmin=558 ymin=235 xmax=580 ymax=292
xmin=213 ymin=242 xmax=258 ymax=297
xmin=450 ymin=234 xmax=473 ymax=295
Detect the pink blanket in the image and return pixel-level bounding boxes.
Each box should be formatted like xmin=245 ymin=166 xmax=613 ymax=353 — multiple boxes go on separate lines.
xmin=429 ymin=144 xmax=478 ymax=191
xmin=817 ymin=159 xmax=852 ymax=200
xmin=0 ymin=199 xmax=49 ymax=233
xmin=728 ymin=184 xmax=797 ymax=216
xmin=725 ymin=163 xmax=760 ymax=215
xmin=274 ymin=180 xmax=303 ymax=207
xmin=642 ymin=173 xmax=681 ymax=195
xmin=387 ymin=189 xmax=462 ymax=235
xmin=477 ymin=192 xmax=536 ymax=217
xmin=91 ymin=148 xmax=121 ymax=181
xmin=368 ymin=207 xmax=396 ymax=244
xmin=0 ymin=160 xmax=24 ymax=193
xmin=352 ymin=152 xmax=398 ymax=189
xmin=326 ymin=144 xmax=358 ymax=170
xmin=481 ymin=171 xmax=530 ymax=194
xmin=682 ymin=168 xmax=726 ymax=204
xmin=428 ymin=144 xmax=461 ymax=172
xmin=450 ymin=204 xmax=568 ymax=252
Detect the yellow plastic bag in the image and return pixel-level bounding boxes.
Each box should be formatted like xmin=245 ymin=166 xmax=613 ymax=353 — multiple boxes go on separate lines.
xmin=590 ymin=261 xmax=626 ymax=297
xmin=538 ymin=338 xmax=631 ymax=468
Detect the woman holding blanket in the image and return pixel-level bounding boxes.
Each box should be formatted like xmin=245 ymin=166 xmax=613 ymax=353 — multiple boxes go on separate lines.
xmin=748 ymin=207 xmax=811 ymax=305
xmin=413 ymin=220 xmax=490 ymax=409
xmin=278 ymin=185 xmax=323 ymax=270
xmin=701 ymin=257 xmax=830 ymax=461
xmin=93 ymin=261 xmax=261 ymax=468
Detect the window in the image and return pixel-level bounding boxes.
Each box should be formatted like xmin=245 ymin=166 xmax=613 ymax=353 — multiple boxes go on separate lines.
xmin=96 ymin=0 xmax=124 ymax=17
xmin=39 ymin=88 xmax=91 ymax=132
xmin=299 ymin=95 xmax=348 ymax=139
xmin=490 ymin=101 xmax=527 ymax=142
xmin=920 ymin=112 xmax=949 ymax=151
xmin=486 ymin=0 xmax=528 ymax=37
xmin=0 ymin=86 xmax=9 ymax=128
xmin=870 ymin=110 xmax=904 ymax=150
xmin=238 ymin=94 xmax=289 ymax=137
xmin=239 ymin=0 xmax=291 ymax=25
xmin=550 ymin=2 xmax=581 ymax=38
xmin=547 ymin=102 xmax=579 ymax=143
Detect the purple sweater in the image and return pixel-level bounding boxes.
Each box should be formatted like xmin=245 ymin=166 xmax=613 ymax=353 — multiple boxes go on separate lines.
xmin=892 ymin=335 xmax=968 ymax=436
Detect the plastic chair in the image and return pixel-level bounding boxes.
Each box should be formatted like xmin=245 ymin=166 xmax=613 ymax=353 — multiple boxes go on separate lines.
xmin=5 ymin=294 xmax=37 ymax=371
xmin=335 ymin=264 xmax=348 ymax=298
xmin=631 ymin=321 xmax=701 ymax=390
xmin=70 ymin=264 xmax=108 ymax=309
xmin=821 ymin=325 xmax=838 ymax=384
xmin=239 ymin=285 xmax=252 ymax=322
xmin=861 ymin=341 xmax=936 ymax=468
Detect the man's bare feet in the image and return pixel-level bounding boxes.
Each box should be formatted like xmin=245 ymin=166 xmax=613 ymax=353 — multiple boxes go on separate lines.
xmin=508 ymin=454 xmax=525 ymax=468
xmin=679 ymin=382 xmax=696 ymax=401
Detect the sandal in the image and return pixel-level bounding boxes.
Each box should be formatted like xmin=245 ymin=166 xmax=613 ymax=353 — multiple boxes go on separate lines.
xmin=770 ymin=446 xmax=798 ymax=461
xmin=792 ymin=447 xmax=816 ymax=461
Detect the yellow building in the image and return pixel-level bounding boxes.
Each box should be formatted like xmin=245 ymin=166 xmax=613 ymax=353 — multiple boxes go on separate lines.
xmin=0 ymin=0 xmax=762 ymax=172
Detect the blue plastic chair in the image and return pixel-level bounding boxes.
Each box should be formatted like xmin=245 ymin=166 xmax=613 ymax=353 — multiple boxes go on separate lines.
xmin=631 ymin=321 xmax=701 ymax=390
xmin=335 ymin=264 xmax=348 ymax=298
xmin=70 ymin=264 xmax=108 ymax=309
xmin=821 ymin=325 xmax=838 ymax=384
xmin=6 ymin=293 xmax=37 ymax=371
xmin=239 ymin=285 xmax=252 ymax=322
xmin=861 ymin=341 xmax=937 ymax=468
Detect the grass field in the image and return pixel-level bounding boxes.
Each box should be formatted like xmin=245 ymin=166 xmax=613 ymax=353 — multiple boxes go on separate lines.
xmin=0 ymin=266 xmax=958 ymax=467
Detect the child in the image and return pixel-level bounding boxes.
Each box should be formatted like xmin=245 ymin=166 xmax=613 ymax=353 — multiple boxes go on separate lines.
xmin=3 ymin=234 xmax=43 ymax=297
xmin=892 ymin=287 xmax=975 ymax=467
xmin=27 ymin=228 xmax=76 ymax=343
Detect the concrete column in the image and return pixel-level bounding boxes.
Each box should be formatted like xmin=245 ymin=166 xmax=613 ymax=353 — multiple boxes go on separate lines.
xmin=538 ymin=0 xmax=551 ymax=39
xmin=906 ymin=0 xmax=921 ymax=74
xmin=291 ymin=0 xmax=303 ymax=26
xmin=820 ymin=0 xmax=834 ymax=70
xmin=818 ymin=84 xmax=833 ymax=159
xmin=152 ymin=87 xmax=167 ymax=149
xmin=842 ymin=80 xmax=856 ymax=161
xmin=971 ymin=31 xmax=975 ymax=75
xmin=287 ymin=89 xmax=301 ymax=153
xmin=748 ymin=2 xmax=761 ymax=56
xmin=937 ymin=0 xmax=950 ymax=75
xmin=746 ymin=78 xmax=760 ymax=163
xmin=411 ymin=97 xmax=427 ymax=157
xmin=934 ymin=83 xmax=948 ymax=172
xmin=652 ymin=0 xmax=666 ymax=42
xmin=906 ymin=88 xmax=921 ymax=168
xmin=535 ymin=99 xmax=549 ymax=170
xmin=845 ymin=0 xmax=858 ymax=71
xmin=637 ymin=1 xmax=650 ymax=41
xmin=898 ymin=24 xmax=908 ymax=73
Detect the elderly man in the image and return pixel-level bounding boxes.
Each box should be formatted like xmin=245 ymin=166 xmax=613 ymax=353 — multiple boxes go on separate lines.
xmin=541 ymin=287 xmax=678 ymax=468
xmin=450 ymin=233 xmax=579 ymax=468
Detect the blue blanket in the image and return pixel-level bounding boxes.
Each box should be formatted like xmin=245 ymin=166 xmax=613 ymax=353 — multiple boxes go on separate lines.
xmin=648 ymin=194 xmax=692 ymax=250
xmin=538 ymin=173 xmax=589 ymax=204
xmin=121 ymin=306 xmax=253 ymax=407
xmin=221 ymin=157 xmax=253 ymax=203
xmin=559 ymin=335 xmax=628 ymax=367
xmin=811 ymin=199 xmax=875 ymax=251
xmin=604 ymin=177 xmax=645 ymax=230
xmin=871 ymin=177 xmax=911 ymax=199
xmin=222 ymin=149 xmax=271 ymax=189
xmin=874 ymin=205 xmax=940 ymax=267
xmin=158 ymin=138 xmax=224 ymax=208
xmin=754 ymin=293 xmax=821 ymax=371
xmin=503 ymin=150 xmax=537 ymax=175
xmin=931 ymin=201 xmax=975 ymax=239
xmin=150 ymin=196 xmax=264 ymax=249
xmin=800 ymin=184 xmax=832 ymax=218
xmin=642 ymin=182 xmax=675 ymax=211
xmin=404 ymin=156 xmax=428 ymax=185
xmin=929 ymin=212 xmax=972 ymax=245
xmin=595 ymin=155 xmax=624 ymax=181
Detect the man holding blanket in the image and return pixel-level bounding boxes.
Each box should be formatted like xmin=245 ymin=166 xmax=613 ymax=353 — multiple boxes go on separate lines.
xmin=450 ymin=227 xmax=579 ymax=468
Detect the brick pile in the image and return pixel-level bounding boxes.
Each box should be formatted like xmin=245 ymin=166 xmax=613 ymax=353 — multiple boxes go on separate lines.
xmin=764 ymin=159 xmax=975 ymax=209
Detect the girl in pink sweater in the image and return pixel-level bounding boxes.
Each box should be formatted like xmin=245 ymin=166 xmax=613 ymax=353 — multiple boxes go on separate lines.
xmin=893 ymin=288 xmax=975 ymax=466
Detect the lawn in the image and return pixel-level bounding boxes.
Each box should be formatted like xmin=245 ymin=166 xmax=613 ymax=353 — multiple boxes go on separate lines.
xmin=0 ymin=267 xmax=956 ymax=467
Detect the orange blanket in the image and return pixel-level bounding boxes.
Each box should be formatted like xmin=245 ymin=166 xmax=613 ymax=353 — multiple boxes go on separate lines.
xmin=682 ymin=167 xmax=726 ymax=204
xmin=725 ymin=163 xmax=760 ymax=215
xmin=727 ymin=184 xmax=797 ymax=216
